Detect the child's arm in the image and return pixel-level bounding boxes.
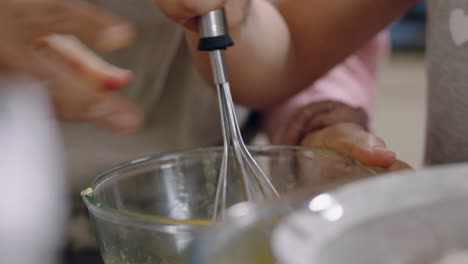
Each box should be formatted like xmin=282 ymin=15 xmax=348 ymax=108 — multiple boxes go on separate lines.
xmin=156 ymin=0 xmax=418 ymax=108
xmin=263 ymin=33 xmax=402 ymax=169
xmin=264 ymin=32 xmax=388 ymax=142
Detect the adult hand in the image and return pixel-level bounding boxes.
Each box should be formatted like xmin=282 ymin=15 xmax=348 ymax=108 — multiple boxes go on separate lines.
xmin=0 ymin=0 xmax=143 ymax=134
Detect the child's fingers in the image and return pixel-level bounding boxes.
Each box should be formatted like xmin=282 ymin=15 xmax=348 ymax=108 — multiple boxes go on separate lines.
xmin=280 ymin=101 xmax=335 ymax=145
xmin=301 ymin=123 xmax=397 ymax=168
xmin=387 ymin=160 xmax=412 ymax=172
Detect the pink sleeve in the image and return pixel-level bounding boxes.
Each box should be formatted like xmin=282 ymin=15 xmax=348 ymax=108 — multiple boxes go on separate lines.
xmin=264 ymin=32 xmax=390 ymax=144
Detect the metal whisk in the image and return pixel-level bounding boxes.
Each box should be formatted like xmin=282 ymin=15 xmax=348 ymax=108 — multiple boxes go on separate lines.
xmin=198 ymin=9 xmax=280 ymax=220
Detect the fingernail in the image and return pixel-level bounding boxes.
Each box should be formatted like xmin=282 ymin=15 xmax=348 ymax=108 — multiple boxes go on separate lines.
xmin=372 ymin=145 xmax=396 ymax=160
xmin=97 ymin=24 xmax=135 ymax=51
xmin=87 ymin=102 xmax=112 ymax=119
xmin=103 ymin=77 xmax=124 ymax=91
xmin=372 ymin=145 xmax=389 ymax=152
xmin=106 ymin=111 xmax=139 ymax=130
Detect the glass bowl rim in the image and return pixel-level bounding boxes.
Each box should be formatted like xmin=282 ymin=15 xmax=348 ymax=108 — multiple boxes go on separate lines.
xmin=80 ymin=145 xmax=363 ymax=228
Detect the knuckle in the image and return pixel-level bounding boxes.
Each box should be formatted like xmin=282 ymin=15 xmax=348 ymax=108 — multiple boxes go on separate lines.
xmin=179 ymin=0 xmax=206 ymax=15
xmin=178 ymin=0 xmax=224 ymax=16
xmin=176 ymin=0 xmax=200 ymax=15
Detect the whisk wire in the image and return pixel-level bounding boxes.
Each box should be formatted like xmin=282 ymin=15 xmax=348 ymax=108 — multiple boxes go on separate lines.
xmin=207 ymin=43 xmax=280 ymax=221
xmin=220 ymin=83 xmax=258 ymax=202
xmin=213 ymin=83 xmax=231 ymax=220
xmin=223 ymin=84 xmax=280 ymax=200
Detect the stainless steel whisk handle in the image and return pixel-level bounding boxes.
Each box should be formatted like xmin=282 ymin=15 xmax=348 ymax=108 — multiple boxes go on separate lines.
xmin=198 ymin=9 xmax=234 ymax=52
xmin=198 ymin=9 xmax=234 ymax=85
xmin=198 ymin=9 xmax=236 ymax=219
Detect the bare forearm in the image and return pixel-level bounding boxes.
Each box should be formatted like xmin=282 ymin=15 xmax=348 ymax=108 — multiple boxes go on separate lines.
xmin=277 ymin=0 xmax=417 ymax=97
xmin=186 ymin=0 xmax=418 ymax=109
xmin=185 ymin=0 xmax=290 ymax=109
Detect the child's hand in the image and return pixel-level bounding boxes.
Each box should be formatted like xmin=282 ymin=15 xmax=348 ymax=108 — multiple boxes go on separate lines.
xmin=301 ymin=122 xmax=410 ymax=171
xmin=281 ymin=101 xmax=410 ymax=171
xmin=155 ymin=0 xmax=250 ymax=31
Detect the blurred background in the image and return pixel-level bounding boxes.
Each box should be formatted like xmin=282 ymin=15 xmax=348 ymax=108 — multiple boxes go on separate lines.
xmin=375 ymin=0 xmax=426 ymax=168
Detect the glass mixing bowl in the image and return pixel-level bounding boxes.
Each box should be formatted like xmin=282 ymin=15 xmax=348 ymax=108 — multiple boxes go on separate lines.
xmin=190 ymin=164 xmax=468 ymax=264
xmin=81 ymin=145 xmax=379 ymax=264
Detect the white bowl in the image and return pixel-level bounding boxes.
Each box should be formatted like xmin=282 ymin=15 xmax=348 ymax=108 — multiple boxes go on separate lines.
xmin=191 ymin=164 xmax=468 ymax=264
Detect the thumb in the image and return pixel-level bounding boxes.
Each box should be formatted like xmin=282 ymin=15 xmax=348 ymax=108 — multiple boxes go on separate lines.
xmin=301 ymin=123 xmax=397 ymax=168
